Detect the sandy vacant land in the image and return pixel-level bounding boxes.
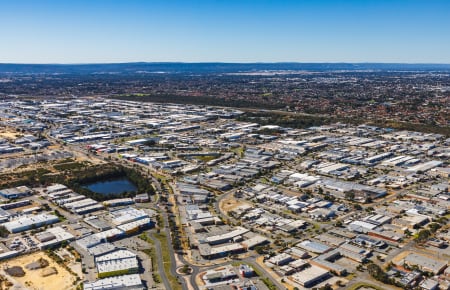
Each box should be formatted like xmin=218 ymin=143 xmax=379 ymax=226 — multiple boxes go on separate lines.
xmin=1 ymin=251 xmax=78 ymax=290
xmin=71 ymin=152 xmax=106 ymax=165
xmin=0 ymin=131 xmax=20 ymax=140
xmin=219 ymin=196 xmax=252 ymax=214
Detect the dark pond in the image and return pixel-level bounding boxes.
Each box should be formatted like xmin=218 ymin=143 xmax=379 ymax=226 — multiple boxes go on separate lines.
xmin=83 ymin=177 xmax=137 ymax=195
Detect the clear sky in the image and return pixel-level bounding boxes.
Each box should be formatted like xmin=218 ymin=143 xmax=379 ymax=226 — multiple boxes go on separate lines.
xmin=1 ymin=0 xmax=449 ymax=63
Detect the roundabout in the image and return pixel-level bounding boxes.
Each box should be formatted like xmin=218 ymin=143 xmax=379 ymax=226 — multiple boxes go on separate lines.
xmin=176 ymin=265 xmax=193 ymax=276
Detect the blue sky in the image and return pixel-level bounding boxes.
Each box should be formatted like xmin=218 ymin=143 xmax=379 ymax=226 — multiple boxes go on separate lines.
xmin=1 ymin=0 xmax=449 ymax=63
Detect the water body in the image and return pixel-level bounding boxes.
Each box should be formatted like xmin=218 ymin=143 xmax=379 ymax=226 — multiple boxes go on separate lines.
xmin=83 ymin=177 xmax=137 ymax=196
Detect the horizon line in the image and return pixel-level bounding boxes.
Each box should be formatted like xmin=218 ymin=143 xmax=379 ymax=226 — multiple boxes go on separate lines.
xmin=1 ymin=61 xmax=450 ymax=66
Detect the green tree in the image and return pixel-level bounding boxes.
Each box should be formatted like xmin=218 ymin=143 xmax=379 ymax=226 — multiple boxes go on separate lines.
xmin=428 ymin=223 xmax=441 ymax=233
xmin=367 ymin=263 xmax=390 ymax=284
xmin=415 ymin=229 xmax=432 ymax=243
xmin=0 ymin=225 xmax=9 ymax=238
xmin=345 ymin=191 xmax=355 ymax=200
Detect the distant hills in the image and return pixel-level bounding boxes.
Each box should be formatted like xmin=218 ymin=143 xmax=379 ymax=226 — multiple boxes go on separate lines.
xmin=1 ymin=62 xmax=450 ymax=74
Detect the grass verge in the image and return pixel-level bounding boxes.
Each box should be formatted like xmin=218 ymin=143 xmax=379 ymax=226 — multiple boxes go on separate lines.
xmin=348 ymin=282 xmax=385 ymax=290
xmin=154 ymin=232 xmax=182 ymax=290
xmin=138 ymin=233 xmax=161 ymax=284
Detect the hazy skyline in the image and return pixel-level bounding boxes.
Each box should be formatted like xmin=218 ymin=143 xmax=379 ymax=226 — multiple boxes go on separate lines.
xmin=1 ymin=0 xmax=450 ymax=64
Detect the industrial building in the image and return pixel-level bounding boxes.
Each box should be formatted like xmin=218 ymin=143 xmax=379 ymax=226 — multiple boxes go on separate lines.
xmin=0 ymin=186 xmax=32 ymax=199
xmin=110 ymin=207 xmax=149 ymax=225
xmin=36 ymin=226 xmax=75 ymax=249
xmin=289 ymin=265 xmax=331 ymax=287
xmin=400 ymin=253 xmax=448 ymax=275
xmin=96 ymin=249 xmax=139 ymax=278
xmin=116 ymin=217 xmax=153 ymax=234
xmin=84 ymin=274 xmax=144 ymax=290
xmin=2 ymin=213 xmax=59 ymax=233
xmin=103 ymin=198 xmax=134 ymax=207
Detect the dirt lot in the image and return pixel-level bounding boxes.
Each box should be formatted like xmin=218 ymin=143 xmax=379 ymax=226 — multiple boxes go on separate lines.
xmin=70 ymin=152 xmax=105 ymax=165
xmin=1 ymin=251 xmax=78 ymax=290
xmin=0 ymin=131 xmax=20 ymax=140
xmin=219 ymin=196 xmax=252 ymax=214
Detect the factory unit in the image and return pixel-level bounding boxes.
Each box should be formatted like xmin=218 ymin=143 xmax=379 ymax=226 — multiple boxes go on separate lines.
xmin=110 ymin=207 xmax=149 ymax=226
xmin=76 ymin=235 xmax=103 ymax=251
xmin=0 ymin=186 xmax=32 ymax=199
xmin=47 ymin=189 xmax=74 ymax=200
xmin=198 ymin=243 xmax=245 ymax=260
xmin=84 ymin=274 xmax=144 ymax=290
xmin=74 ymin=204 xmax=105 ymax=215
xmin=96 ymin=228 xmax=126 ymax=242
xmin=203 ymin=227 xmax=249 ymax=245
xmin=51 ymin=190 xmax=105 ymax=215
xmin=45 ymin=184 xmax=69 ymax=195
xmin=64 ymin=198 xmax=98 ymax=211
xmin=36 ymin=226 xmax=75 ymax=249
xmin=116 ymin=217 xmax=154 ymax=235
xmin=268 ymin=253 xmax=294 ymax=266
xmin=0 ymin=250 xmax=19 ymax=261
xmin=76 ymin=229 xmax=126 ymax=251
xmin=2 ymin=213 xmax=59 ymax=233
xmin=289 ymin=265 xmax=331 ymax=288
xmin=88 ymin=243 xmax=117 ymax=257
xmin=103 ymin=198 xmax=134 ymax=207
xmin=133 ymin=193 xmax=149 ymax=203
xmin=96 ymin=250 xmax=139 ymax=278
xmin=0 ymin=199 xmax=32 ymax=210
xmin=55 ymin=195 xmax=86 ymax=206
xmin=399 ymin=253 xmax=448 ymax=275
xmin=84 ymin=216 xmax=112 ymax=231
xmin=406 ymin=160 xmax=443 ymax=173
xmin=176 ymin=182 xmax=211 ymax=196
xmin=318 ymin=179 xmax=387 ymax=200
xmin=0 ymin=145 xmax=24 ymax=154
xmin=202 ymin=265 xmax=239 ymax=285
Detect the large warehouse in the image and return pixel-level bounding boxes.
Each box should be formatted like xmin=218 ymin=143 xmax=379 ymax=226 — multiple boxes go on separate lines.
xmin=289 ymin=265 xmax=331 ymax=288
xmin=0 ymin=186 xmax=32 ymax=199
xmin=2 ymin=213 xmax=59 ymax=233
